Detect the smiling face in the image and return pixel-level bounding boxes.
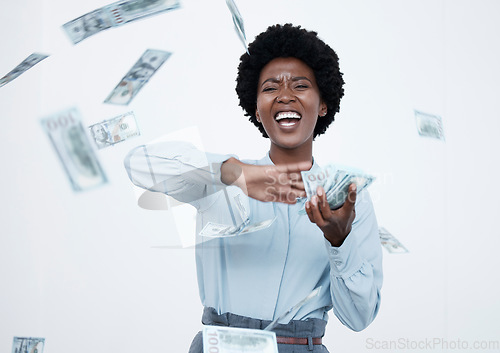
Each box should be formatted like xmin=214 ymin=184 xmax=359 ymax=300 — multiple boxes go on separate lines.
xmin=256 ymin=57 xmax=327 ymax=163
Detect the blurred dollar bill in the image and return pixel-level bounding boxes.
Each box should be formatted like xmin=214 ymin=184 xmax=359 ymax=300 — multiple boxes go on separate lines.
xmin=62 ymin=0 xmax=180 ymax=44
xmin=200 ymin=217 xmax=276 ymax=238
xmin=104 ymin=49 xmax=171 ymax=105
xmin=264 ymin=286 xmax=322 ymax=332
xmin=379 ymin=227 xmax=409 ymax=254
xmin=41 ymin=108 xmax=108 ymax=192
xmin=0 ymin=53 xmax=48 ymax=88
xmin=89 ymin=111 xmax=140 ymax=149
xmin=301 ymin=165 xmax=375 ymax=212
xmin=414 ymin=110 xmax=445 ymax=141
xmin=203 ymin=326 xmax=278 ymax=353
xmin=225 ymin=0 xmax=248 ymax=53
xmin=12 ymin=337 xmax=45 ymax=353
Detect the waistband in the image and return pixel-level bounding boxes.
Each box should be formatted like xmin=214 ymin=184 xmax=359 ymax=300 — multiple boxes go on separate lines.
xmin=202 ymin=307 xmax=326 ymax=339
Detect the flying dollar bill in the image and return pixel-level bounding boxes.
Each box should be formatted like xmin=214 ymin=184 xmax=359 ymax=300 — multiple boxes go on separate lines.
xmin=301 ymin=165 xmax=375 ymax=212
xmin=89 ymin=111 xmax=140 ymax=149
xmin=203 ymin=326 xmax=278 ymax=353
xmin=225 ymin=0 xmax=249 ymax=53
xmin=264 ymin=286 xmax=322 ymax=332
xmin=200 ymin=217 xmax=276 ymax=238
xmin=104 ymin=49 xmax=171 ymax=105
xmin=62 ymin=0 xmax=181 ymax=44
xmin=0 ymin=53 xmax=49 ymax=88
xmin=41 ymin=108 xmax=108 ymax=191
xmin=414 ymin=110 xmax=445 ymax=141
xmin=12 ymin=337 xmax=45 ymax=353
xmin=379 ymin=227 xmax=409 ymax=253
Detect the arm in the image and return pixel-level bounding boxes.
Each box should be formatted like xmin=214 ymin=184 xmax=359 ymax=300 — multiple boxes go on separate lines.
xmin=123 ymin=140 xmax=233 ymax=208
xmin=124 ymin=141 xmax=309 ymax=207
xmin=306 ymin=187 xmax=383 ymax=331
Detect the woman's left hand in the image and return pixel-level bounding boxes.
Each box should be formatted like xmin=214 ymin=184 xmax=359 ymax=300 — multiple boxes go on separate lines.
xmin=305 ymin=184 xmax=357 ymax=247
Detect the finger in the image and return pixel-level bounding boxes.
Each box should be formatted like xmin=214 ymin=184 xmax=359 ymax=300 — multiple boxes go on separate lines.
xmin=316 ymin=186 xmax=332 ymax=219
xmin=291 ymin=180 xmax=305 ymax=192
xmin=309 ymin=195 xmax=327 ymax=227
xmin=342 ymin=183 xmax=357 ymax=214
xmin=305 ymin=201 xmax=316 ymax=224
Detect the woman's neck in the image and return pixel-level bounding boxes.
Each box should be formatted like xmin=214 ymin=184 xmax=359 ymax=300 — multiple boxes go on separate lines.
xmin=268 ymin=143 xmax=313 ymax=166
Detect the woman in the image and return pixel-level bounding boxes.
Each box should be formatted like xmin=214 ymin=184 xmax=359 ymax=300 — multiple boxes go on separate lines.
xmin=124 ymin=23 xmax=383 ymax=353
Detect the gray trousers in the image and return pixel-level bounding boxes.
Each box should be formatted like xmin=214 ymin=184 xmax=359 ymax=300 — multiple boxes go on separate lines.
xmin=189 ymin=307 xmax=330 ymax=353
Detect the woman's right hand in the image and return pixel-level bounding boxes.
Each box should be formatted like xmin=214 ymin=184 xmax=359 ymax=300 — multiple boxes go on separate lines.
xmin=221 ymin=157 xmax=310 ymax=204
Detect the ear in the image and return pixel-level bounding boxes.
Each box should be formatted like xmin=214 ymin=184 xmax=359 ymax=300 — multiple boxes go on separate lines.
xmin=319 ymin=101 xmax=327 ymax=117
xmin=255 ymin=109 xmax=261 ymax=123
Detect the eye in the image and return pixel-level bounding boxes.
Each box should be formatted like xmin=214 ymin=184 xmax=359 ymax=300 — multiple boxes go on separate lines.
xmin=295 ymin=83 xmax=309 ymax=89
xmin=262 ymin=86 xmax=277 ymax=92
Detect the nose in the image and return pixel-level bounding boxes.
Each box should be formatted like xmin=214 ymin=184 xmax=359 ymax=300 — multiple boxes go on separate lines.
xmin=276 ymin=86 xmax=295 ymax=103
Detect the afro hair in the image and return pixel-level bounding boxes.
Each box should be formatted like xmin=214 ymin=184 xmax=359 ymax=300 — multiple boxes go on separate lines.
xmin=236 ymin=23 xmax=345 ymax=138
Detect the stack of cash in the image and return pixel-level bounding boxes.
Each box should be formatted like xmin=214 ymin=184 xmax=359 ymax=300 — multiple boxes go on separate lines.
xmin=301 ymin=165 xmax=375 ymax=212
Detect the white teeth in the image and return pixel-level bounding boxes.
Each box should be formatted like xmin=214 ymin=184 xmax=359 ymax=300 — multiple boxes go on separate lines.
xmin=275 ymin=112 xmax=301 ymax=120
xmin=280 ymin=121 xmax=297 ymax=127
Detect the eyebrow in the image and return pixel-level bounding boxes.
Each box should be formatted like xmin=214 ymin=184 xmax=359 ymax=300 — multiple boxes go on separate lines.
xmin=261 ymin=76 xmax=313 ymax=86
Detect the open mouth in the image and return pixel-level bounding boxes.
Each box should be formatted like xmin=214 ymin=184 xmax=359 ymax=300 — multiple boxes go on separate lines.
xmin=275 ymin=111 xmax=301 ymax=127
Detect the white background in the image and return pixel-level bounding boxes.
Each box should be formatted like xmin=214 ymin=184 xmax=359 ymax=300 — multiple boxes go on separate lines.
xmin=1 ymin=0 xmax=499 ymax=352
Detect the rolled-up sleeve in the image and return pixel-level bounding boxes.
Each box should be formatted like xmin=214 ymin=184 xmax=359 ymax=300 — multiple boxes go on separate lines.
xmin=324 ymin=190 xmax=383 ymax=331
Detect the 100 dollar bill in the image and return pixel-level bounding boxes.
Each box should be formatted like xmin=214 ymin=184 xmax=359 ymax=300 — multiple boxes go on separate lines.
xmin=104 ymin=49 xmax=171 ymax=105
xmin=12 ymin=337 xmax=45 ymax=353
xmin=200 ymin=217 xmax=276 ymax=237
xmin=41 ymin=108 xmax=108 ymax=191
xmin=89 ymin=111 xmax=140 ymax=149
xmin=203 ymin=326 xmax=278 ymax=353
xmin=414 ymin=110 xmax=445 ymax=141
xmin=379 ymin=227 xmax=409 ymax=253
xmin=225 ymin=0 xmax=248 ymax=53
xmin=0 ymin=53 xmax=48 ymax=88
xmin=62 ymin=0 xmax=180 ymax=44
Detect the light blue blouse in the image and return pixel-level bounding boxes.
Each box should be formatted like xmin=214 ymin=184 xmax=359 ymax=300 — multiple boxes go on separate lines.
xmin=124 ymin=141 xmax=383 ymax=331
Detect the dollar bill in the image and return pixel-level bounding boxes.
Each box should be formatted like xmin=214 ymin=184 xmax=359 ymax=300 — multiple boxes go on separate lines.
xmin=200 ymin=217 xmax=276 ymax=238
xmin=12 ymin=337 xmax=45 ymax=353
xmin=0 ymin=53 xmax=49 ymax=88
xmin=301 ymin=165 xmax=375 ymax=212
xmin=203 ymin=326 xmax=278 ymax=353
xmin=41 ymin=108 xmax=108 ymax=192
xmin=225 ymin=0 xmax=249 ymax=53
xmin=379 ymin=227 xmax=409 ymax=253
xmin=104 ymin=49 xmax=171 ymax=105
xmin=89 ymin=111 xmax=140 ymax=149
xmin=264 ymin=286 xmax=322 ymax=332
xmin=414 ymin=110 xmax=445 ymax=141
xmin=107 ymin=0 xmax=180 ymax=25
xmin=62 ymin=0 xmax=180 ymax=44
